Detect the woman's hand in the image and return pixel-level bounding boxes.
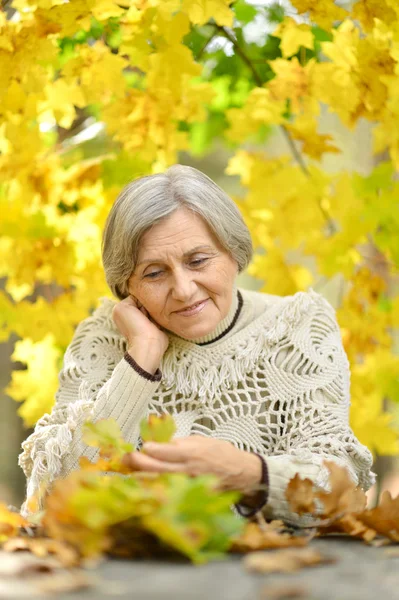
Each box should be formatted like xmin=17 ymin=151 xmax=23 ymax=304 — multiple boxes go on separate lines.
xmin=122 ymin=436 xmax=263 ymax=493
xmin=112 ymin=295 xmax=170 ymax=358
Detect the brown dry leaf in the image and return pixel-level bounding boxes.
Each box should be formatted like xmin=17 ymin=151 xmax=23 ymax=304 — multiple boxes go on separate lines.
xmin=42 ymin=470 xmax=111 ymax=559
xmin=0 ymin=551 xmax=94 ymax=598
xmin=285 ymin=475 xmax=316 ymax=515
xmin=230 ymin=522 xmax=312 ymax=553
xmin=0 ymin=504 xmax=27 ymax=542
xmin=32 ymin=569 xmax=94 ymax=594
xmin=284 ymin=462 xmax=366 ymax=521
xmin=3 ymin=537 xmax=80 ymax=567
xmin=357 ymin=491 xmax=399 ymax=542
xmin=315 ymin=462 xmax=367 ymax=518
xmin=244 ymin=547 xmax=335 ymax=573
xmin=0 ymin=551 xmax=61 ymax=577
xmin=318 ymin=513 xmax=378 ymax=543
xmin=260 ymin=583 xmax=307 ymax=599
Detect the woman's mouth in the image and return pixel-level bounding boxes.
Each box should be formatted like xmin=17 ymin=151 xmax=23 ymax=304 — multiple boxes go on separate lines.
xmin=175 ymin=299 xmax=209 ymax=317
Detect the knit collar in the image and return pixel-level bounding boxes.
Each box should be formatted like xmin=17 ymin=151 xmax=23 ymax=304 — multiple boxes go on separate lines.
xmin=168 ymin=283 xmax=243 ymax=346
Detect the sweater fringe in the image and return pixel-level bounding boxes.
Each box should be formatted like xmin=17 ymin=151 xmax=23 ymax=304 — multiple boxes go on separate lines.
xmin=161 ymin=289 xmax=320 ymax=399
xmin=19 ymin=393 xmax=94 ymax=515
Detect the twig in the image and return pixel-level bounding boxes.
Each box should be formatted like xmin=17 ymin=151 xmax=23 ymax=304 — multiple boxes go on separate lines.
xmin=215 ymin=26 xmax=310 ymax=180
xmin=280 ymin=124 xmax=310 ymax=177
xmin=215 ymin=25 xmax=337 ymax=232
xmin=195 ymin=29 xmax=220 ymax=61
xmin=215 ymin=25 xmax=263 ymax=87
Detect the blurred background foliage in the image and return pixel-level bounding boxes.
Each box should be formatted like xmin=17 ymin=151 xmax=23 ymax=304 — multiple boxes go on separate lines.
xmin=1 ymin=0 xmax=399 ymax=506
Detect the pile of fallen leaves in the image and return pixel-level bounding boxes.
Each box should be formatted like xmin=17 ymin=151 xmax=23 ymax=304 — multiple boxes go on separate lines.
xmin=2 ymin=417 xmax=244 ymax=566
xmin=230 ymin=460 xmax=399 ymax=576
xmin=285 ymin=462 xmax=399 ymax=544
xmin=1 ymin=415 xmax=399 ymax=593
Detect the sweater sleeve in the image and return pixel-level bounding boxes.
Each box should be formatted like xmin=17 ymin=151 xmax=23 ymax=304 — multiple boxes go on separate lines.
xmin=258 ymin=293 xmax=375 ymax=527
xmin=18 ymin=298 xmax=162 ymax=515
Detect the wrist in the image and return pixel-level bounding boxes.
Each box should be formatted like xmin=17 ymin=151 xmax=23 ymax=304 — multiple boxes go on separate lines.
xmin=235 ymin=453 xmax=269 ymax=517
xmin=128 ymin=336 xmax=165 ymax=357
xmin=239 ymin=451 xmax=263 ymax=491
xmin=126 ymin=344 xmax=162 ymax=377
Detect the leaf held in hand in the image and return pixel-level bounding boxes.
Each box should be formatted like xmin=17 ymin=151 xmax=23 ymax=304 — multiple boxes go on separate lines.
xmin=82 ymin=419 xmax=133 ymax=460
xmin=140 ymin=414 xmax=176 ymax=443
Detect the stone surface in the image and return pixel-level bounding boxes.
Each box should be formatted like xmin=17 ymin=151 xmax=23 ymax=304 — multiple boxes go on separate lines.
xmin=54 ymin=537 xmax=399 ymax=600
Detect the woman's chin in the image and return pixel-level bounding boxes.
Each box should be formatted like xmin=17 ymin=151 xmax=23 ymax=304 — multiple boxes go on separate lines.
xmin=170 ymin=319 xmax=218 ymax=340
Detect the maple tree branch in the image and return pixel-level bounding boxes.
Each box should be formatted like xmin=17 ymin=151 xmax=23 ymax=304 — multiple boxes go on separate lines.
xmin=215 ymin=25 xmax=338 ymax=232
xmin=215 ymin=25 xmax=262 ymax=86
xmin=279 ymin=125 xmax=310 ymax=176
xmin=195 ymin=29 xmax=220 ymax=61
xmin=215 ymin=25 xmax=310 ymax=175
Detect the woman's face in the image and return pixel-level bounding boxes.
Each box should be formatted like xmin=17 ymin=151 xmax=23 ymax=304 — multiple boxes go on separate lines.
xmin=128 ymin=207 xmax=238 ymax=340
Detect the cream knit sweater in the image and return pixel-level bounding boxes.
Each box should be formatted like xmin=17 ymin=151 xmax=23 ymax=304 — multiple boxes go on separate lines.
xmin=19 ymin=285 xmax=375 ymax=525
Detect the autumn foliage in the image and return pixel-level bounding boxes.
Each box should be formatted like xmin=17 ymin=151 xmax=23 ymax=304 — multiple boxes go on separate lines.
xmin=0 ymin=0 xmax=399 ymax=457
xmin=1 ymin=416 xmax=399 ymax=570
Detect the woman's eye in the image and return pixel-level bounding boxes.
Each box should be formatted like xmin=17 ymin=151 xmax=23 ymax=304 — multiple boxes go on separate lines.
xmin=190 ymin=258 xmax=208 ymax=267
xmin=144 ymin=259 xmax=208 ymax=279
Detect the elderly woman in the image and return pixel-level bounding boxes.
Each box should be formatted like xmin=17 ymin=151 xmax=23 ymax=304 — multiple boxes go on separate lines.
xmin=19 ymin=164 xmax=374 ymax=525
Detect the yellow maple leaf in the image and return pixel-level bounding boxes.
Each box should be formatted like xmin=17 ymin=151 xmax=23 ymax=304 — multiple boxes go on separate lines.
xmin=273 ymin=17 xmax=314 ymax=57
xmin=12 ymin=0 xmax=67 ymax=10
xmin=6 ymin=335 xmax=62 ymax=426
xmin=147 ymin=44 xmax=202 ymax=103
xmin=62 ymin=42 xmax=127 ymax=105
xmin=91 ymin=0 xmax=125 ymax=21
xmin=0 ymin=503 xmax=27 ymax=542
xmin=350 ymin=397 xmax=399 ymax=455
xmin=287 ymin=114 xmax=340 ymax=160
xmin=32 ymin=2 xmax=93 ymax=38
xmin=291 ymin=0 xmax=348 ymax=30
xmin=247 ymin=248 xmax=314 ymax=297
xmin=151 ymin=9 xmax=191 ymax=46
xmin=181 ymin=0 xmax=234 ymax=27
xmin=313 ymin=20 xmax=393 ymax=126
xmin=40 ymin=79 xmax=86 ymax=129
xmin=352 ymin=0 xmax=399 ymax=32
xmin=268 ymin=58 xmax=315 ymax=114
xmin=226 ymin=88 xmax=286 ymax=143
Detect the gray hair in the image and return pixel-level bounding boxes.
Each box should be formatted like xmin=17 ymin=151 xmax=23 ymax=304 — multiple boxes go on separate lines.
xmin=102 ymin=164 xmax=253 ymax=299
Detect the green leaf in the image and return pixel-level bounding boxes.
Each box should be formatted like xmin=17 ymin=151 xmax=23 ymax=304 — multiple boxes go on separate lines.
xmin=82 ymin=419 xmax=133 ymax=455
xmin=378 ymin=293 xmax=393 ymax=313
xmin=233 ymin=0 xmax=257 ymax=25
xmin=265 ymin=2 xmax=286 ymax=24
xmin=353 ymin=162 xmax=394 ymax=196
xmin=189 ymin=113 xmax=227 ymax=156
xmin=210 ymin=75 xmax=232 ymax=111
xmin=101 ymin=153 xmax=150 ymax=188
xmin=140 ymin=414 xmax=176 ymax=443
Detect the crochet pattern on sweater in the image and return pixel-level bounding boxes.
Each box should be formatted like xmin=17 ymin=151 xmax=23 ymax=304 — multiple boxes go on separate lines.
xmin=19 ymin=287 xmax=375 ymax=525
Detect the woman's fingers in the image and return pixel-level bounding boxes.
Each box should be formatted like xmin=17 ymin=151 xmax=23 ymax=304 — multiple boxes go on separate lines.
xmin=122 ymin=451 xmax=185 ymax=473
xmin=142 ymin=441 xmax=187 ymax=463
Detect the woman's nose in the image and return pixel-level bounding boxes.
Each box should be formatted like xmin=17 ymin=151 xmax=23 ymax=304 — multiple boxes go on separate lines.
xmin=171 ymin=271 xmax=197 ymax=301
